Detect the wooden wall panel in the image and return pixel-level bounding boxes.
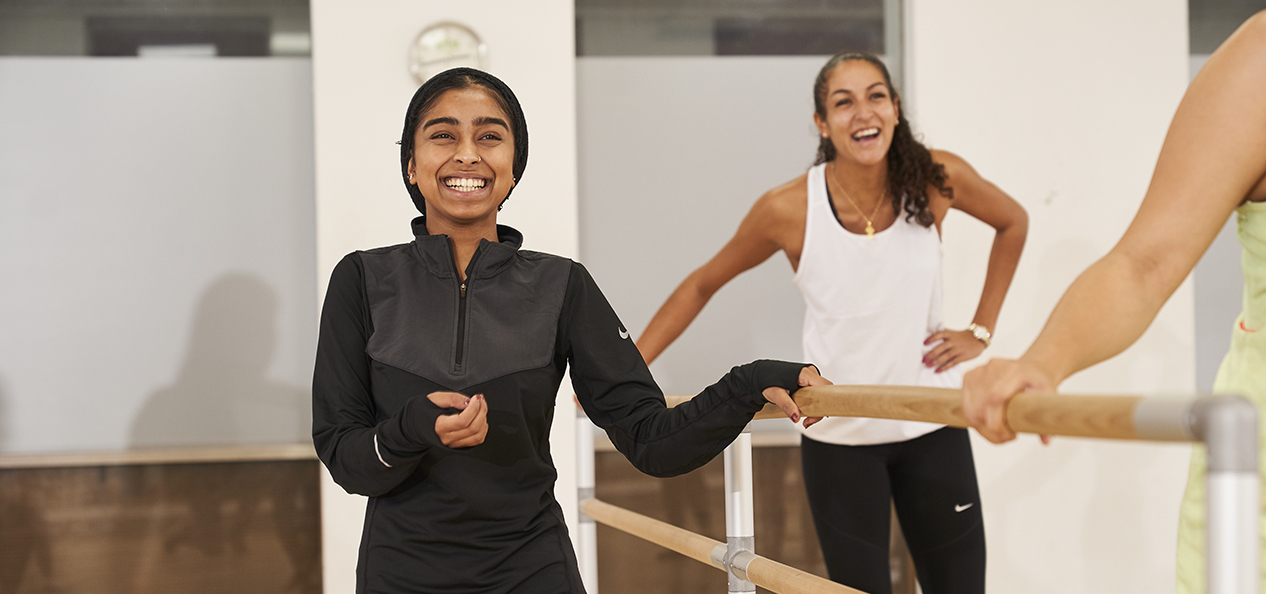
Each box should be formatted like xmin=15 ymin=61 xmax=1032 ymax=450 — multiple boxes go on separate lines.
xmin=0 ymin=460 xmax=320 ymax=594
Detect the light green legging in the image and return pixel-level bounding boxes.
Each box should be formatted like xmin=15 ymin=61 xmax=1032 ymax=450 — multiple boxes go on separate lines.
xmin=1176 ymin=202 xmax=1266 ymax=594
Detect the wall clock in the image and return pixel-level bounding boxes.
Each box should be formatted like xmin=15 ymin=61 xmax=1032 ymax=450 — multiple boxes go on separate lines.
xmin=408 ymin=21 xmax=488 ymax=84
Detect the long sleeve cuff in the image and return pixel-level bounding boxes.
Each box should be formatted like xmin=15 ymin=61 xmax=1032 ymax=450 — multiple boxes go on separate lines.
xmin=606 ymin=359 xmax=811 ymax=478
xmin=731 ymin=359 xmax=810 ymax=411
xmin=374 ymin=394 xmax=449 ymax=465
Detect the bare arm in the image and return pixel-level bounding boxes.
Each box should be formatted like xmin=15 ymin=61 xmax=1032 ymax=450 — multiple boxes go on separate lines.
xmin=924 ymin=151 xmax=1029 ymax=372
xmin=964 ymin=12 xmax=1266 ymax=443
xmin=637 ymin=189 xmax=797 ymax=364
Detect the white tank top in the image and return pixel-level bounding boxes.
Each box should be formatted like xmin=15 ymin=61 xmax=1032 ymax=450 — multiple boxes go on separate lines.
xmin=793 ymin=163 xmax=960 ymax=445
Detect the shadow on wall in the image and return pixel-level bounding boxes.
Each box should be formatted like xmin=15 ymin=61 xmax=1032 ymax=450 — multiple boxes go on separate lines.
xmin=114 ymin=273 xmax=320 ymax=593
xmin=129 ymin=272 xmax=308 ymax=448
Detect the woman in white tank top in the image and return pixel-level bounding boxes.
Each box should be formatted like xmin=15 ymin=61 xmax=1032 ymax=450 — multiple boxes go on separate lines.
xmin=636 ymin=53 xmax=1027 ymax=594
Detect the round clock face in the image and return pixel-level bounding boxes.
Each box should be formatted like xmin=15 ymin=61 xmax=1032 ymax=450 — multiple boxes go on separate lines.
xmin=408 ymin=21 xmax=488 ymax=84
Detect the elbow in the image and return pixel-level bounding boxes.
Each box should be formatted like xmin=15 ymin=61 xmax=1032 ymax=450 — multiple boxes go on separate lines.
xmin=1113 ymin=247 xmax=1191 ymax=299
xmin=682 ymin=268 xmax=721 ymax=302
xmin=324 ymin=464 xmax=399 ymax=498
xmin=616 ymin=439 xmax=710 ymax=478
xmin=629 ymin=448 xmax=712 ymax=478
xmin=347 ymin=481 xmax=394 ymax=498
xmin=315 ymin=432 xmax=402 ymax=498
xmin=1012 ymin=210 xmax=1029 ymax=248
xmin=628 ymin=457 xmax=675 ymax=478
xmin=631 ymin=458 xmax=702 ymax=479
xmin=993 ymin=207 xmax=1029 ymax=255
xmin=1004 ymin=206 xmax=1030 ymax=240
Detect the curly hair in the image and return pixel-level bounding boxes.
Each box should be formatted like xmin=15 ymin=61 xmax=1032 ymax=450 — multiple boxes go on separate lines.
xmin=813 ymin=52 xmax=950 ymax=227
xmin=399 ymin=67 xmax=529 ymax=216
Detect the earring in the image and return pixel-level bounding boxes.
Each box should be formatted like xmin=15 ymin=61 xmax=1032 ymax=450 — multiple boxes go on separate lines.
xmin=408 ymin=173 xmax=414 ymax=182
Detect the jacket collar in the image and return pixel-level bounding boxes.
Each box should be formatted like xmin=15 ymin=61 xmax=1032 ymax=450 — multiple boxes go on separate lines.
xmin=409 ymin=216 xmax=524 ymax=279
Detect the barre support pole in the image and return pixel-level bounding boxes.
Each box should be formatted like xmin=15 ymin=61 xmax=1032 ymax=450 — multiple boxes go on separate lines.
xmin=1192 ymin=395 xmax=1259 ymax=594
xmin=576 ymin=407 xmax=598 ymax=594
xmin=724 ymin=430 xmax=756 ymax=593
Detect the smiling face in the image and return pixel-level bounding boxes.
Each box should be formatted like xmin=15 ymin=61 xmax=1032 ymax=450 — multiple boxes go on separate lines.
xmin=814 ymin=59 xmax=900 ymax=167
xmin=407 ymin=87 xmax=516 ymax=231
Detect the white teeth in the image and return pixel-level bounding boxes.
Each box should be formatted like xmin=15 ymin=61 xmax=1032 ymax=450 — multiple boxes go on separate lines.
xmin=445 ymin=177 xmax=486 ymax=190
xmin=852 ymin=127 xmax=880 ymax=140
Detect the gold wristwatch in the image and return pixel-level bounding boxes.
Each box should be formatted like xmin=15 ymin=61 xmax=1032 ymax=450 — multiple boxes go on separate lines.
xmin=967 ymin=323 xmax=991 ymax=347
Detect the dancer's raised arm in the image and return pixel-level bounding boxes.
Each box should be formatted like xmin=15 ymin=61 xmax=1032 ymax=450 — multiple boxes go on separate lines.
xmin=963 ymin=11 xmax=1266 ymax=444
xmin=637 ymin=182 xmax=803 ymax=364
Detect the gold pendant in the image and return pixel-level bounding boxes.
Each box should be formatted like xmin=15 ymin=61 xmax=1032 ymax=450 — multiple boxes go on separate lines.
xmin=865 ymin=223 xmax=875 ymax=238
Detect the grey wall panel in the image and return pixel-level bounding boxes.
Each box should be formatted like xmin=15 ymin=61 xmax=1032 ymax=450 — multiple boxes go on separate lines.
xmin=0 ymin=58 xmax=315 ymax=453
xmin=577 ymin=56 xmax=827 ymax=399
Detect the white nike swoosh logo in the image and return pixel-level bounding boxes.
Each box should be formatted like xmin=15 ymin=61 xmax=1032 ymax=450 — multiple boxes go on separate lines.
xmin=955 ymin=503 xmax=974 ymax=512
xmin=618 ymin=327 xmax=629 ymax=340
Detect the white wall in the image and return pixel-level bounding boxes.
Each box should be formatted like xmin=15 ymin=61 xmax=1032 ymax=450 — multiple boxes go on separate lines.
xmin=308 ymin=3 xmax=578 ymax=592
xmin=907 ymin=1 xmax=1194 ymax=592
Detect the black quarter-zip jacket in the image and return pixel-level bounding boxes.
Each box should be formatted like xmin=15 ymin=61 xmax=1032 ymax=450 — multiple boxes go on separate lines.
xmin=313 ymin=218 xmax=808 ymax=594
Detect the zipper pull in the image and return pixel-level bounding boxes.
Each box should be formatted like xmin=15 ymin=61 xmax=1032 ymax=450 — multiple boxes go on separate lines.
xmin=460 ymin=282 xmax=467 ymax=298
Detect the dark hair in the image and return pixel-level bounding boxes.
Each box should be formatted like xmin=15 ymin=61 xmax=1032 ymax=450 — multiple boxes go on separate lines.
xmin=399 ymin=67 xmax=529 ymax=215
xmin=813 ymin=52 xmax=950 ymax=227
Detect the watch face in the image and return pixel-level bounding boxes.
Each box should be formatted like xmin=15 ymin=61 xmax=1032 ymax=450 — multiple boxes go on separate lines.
xmin=408 ymin=22 xmax=488 ymax=84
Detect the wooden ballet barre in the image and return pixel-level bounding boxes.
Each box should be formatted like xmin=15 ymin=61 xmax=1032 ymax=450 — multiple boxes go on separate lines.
xmin=581 ymin=498 xmax=863 ymax=594
xmin=668 ymin=385 xmax=1194 ymax=442
xmin=643 ymin=388 xmax=1257 ymax=593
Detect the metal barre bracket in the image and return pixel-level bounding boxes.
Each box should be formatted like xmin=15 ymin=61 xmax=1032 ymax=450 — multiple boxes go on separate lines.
xmin=707 ymin=543 xmax=762 ymax=586
xmin=1191 ymin=395 xmax=1258 ymax=473
xmin=726 ymin=536 xmax=756 ymax=590
xmin=1133 ymin=393 xmax=1258 ymax=594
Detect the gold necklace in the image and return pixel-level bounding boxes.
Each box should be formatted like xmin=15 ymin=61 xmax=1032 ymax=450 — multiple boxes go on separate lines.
xmin=828 ymin=162 xmax=886 ymax=239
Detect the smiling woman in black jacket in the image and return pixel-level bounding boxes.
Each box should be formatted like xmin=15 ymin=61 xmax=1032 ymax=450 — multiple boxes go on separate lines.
xmin=311 ymin=67 xmax=828 ymax=594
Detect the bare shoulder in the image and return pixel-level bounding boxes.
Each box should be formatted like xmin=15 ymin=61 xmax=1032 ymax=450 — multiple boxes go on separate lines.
xmin=930 ymin=149 xmax=976 ymax=180
xmin=754 ymin=173 xmax=805 ymax=215
xmin=1246 ymin=9 xmax=1266 ymax=39
xmin=750 ymin=173 xmax=809 ymax=223
xmin=737 ymin=173 xmax=809 ymax=261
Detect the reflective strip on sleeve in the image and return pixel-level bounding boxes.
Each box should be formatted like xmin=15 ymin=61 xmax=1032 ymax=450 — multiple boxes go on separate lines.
xmin=373 ymin=433 xmax=394 ymax=468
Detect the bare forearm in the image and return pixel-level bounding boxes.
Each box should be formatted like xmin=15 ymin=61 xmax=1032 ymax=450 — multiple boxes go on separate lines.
xmin=636 ymin=273 xmax=714 ymax=365
xmin=971 ymin=217 xmax=1027 ymax=331
xmin=1020 ymin=15 xmax=1266 ymax=381
xmin=1020 ymin=251 xmax=1177 ymax=385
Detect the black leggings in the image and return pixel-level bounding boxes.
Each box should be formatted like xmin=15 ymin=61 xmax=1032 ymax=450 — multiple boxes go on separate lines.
xmin=801 ymin=427 xmax=985 ymax=594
